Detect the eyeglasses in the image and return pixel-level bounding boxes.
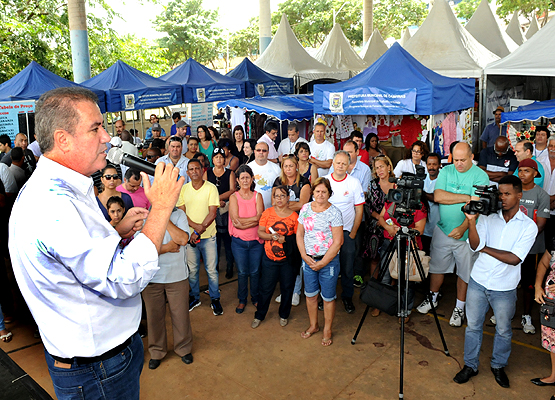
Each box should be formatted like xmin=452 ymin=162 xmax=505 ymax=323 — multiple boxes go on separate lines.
xmin=411 ymin=150 xmax=422 ymax=154
xmin=255 ymin=149 xmax=268 ymax=153
xmin=103 ymin=174 xmax=120 ymax=180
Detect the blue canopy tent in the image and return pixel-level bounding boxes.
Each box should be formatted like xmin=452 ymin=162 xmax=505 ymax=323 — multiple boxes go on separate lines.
xmin=82 ymin=60 xmax=182 ymax=112
xmin=218 ymin=94 xmax=313 ymax=121
xmin=313 ymin=43 xmax=475 ymax=116
xmin=0 ymin=61 xmax=107 ymax=113
xmin=159 ymin=58 xmax=245 ymax=103
xmin=226 ymin=58 xmax=294 ymax=98
xmin=501 ymin=99 xmax=555 ymax=123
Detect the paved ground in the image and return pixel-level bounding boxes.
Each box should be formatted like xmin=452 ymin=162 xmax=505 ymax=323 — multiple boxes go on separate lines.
xmin=2 ymin=272 xmax=555 ymax=400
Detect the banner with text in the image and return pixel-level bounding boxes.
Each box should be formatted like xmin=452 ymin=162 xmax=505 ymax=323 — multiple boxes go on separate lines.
xmin=0 ymin=101 xmax=35 ymax=141
xmin=323 ymin=87 xmax=417 ymax=115
xmin=187 ymin=102 xmax=213 ymax=132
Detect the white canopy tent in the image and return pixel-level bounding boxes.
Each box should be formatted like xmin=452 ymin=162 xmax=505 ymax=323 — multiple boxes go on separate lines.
xmin=359 ymin=29 xmax=389 ymax=67
xmin=254 ymin=14 xmax=349 ymax=87
xmin=403 ymin=0 xmax=499 ymax=79
xmin=465 ymin=0 xmax=518 ymax=58
xmin=506 ymin=12 xmax=526 ymax=45
xmin=526 ymin=15 xmax=540 ymax=39
xmin=398 ymin=28 xmax=412 ymax=47
xmin=313 ymin=23 xmax=367 ymax=74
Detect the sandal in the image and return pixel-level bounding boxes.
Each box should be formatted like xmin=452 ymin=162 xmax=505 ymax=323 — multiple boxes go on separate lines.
xmin=300 ymin=328 xmax=320 ymax=339
xmin=371 ymin=308 xmax=380 ymax=317
xmin=235 ymin=303 xmax=246 ymax=314
xmin=0 ymin=331 xmax=13 ymax=343
xmin=321 ymin=337 xmax=333 ymax=347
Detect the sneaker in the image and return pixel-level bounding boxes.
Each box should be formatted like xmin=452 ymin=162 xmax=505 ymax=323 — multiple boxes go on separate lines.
xmin=251 ymin=318 xmax=261 ymax=329
xmin=449 ymin=307 xmax=465 ymax=327
xmin=292 ymin=293 xmax=300 ymax=306
xmin=189 ymin=298 xmax=201 ymax=312
xmin=279 ymin=318 xmax=288 ymax=327
xmin=490 ymin=315 xmax=496 ymax=325
xmin=211 ymin=299 xmax=224 ymax=316
xmin=353 ymin=275 xmax=364 ymax=288
xmin=521 ymin=314 xmax=535 ymax=334
xmin=416 ymin=297 xmax=438 ymax=314
xmin=275 ymin=295 xmax=281 ymax=303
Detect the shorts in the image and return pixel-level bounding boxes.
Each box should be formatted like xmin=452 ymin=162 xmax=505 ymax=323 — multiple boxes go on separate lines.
xmin=303 ymin=254 xmax=340 ymax=302
xmin=429 ymin=225 xmax=478 ymax=283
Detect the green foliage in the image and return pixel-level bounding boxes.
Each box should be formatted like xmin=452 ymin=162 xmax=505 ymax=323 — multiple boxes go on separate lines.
xmin=154 ymin=0 xmax=224 ymax=68
xmin=496 ymin=0 xmax=555 ymax=24
xmin=373 ymin=0 xmax=428 ymax=39
xmin=454 ymin=0 xmax=483 ymax=22
xmin=229 ymin=18 xmax=260 ymax=57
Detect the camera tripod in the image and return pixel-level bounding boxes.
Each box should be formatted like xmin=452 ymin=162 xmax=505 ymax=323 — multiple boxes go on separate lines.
xmin=352 ymin=226 xmax=450 ymax=399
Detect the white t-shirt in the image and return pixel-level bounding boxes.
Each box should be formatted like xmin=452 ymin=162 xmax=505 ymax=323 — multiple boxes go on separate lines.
xmin=277 ymin=137 xmax=308 ymax=157
xmin=257 ymin=134 xmax=279 ymax=160
xmin=324 ymin=173 xmax=365 ymax=232
xmin=393 ymin=159 xmax=427 ymax=178
xmin=248 ymin=160 xmax=281 ymax=209
xmin=423 ymin=176 xmax=439 ymax=237
xmin=310 ymin=140 xmax=335 ymax=176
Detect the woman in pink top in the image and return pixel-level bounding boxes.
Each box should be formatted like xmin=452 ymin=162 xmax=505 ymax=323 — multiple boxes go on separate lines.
xmin=229 ymin=164 xmax=264 ymax=314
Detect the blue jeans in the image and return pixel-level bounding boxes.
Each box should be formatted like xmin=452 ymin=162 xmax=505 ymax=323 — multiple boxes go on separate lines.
xmin=231 ymin=237 xmax=263 ymax=304
xmin=0 ymin=303 xmax=5 ymax=331
xmin=293 ymin=269 xmax=303 ymax=295
xmin=464 ymin=278 xmax=517 ymax=370
xmin=44 ymin=332 xmax=143 ymax=400
xmin=187 ymin=235 xmax=219 ymax=300
xmin=303 ymin=254 xmax=340 ymax=302
xmin=340 ymin=231 xmax=356 ymax=299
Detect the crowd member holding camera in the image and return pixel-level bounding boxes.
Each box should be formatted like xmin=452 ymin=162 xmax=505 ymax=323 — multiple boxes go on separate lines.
xmin=416 ymin=142 xmax=489 ymax=327
xmin=454 ymin=175 xmax=537 ymax=388
xmin=393 ymin=140 xmax=428 ymax=178
xmin=516 ymin=159 xmax=550 ymax=334
xmin=325 ymin=151 xmax=365 ymax=314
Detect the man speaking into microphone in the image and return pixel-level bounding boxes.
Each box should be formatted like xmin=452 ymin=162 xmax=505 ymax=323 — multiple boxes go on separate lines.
xmin=8 ymin=87 xmax=185 ymax=400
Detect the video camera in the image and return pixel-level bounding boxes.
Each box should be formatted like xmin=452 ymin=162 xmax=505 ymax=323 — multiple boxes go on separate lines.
xmin=387 ymin=165 xmax=426 ymax=226
xmin=461 ymin=185 xmax=500 ymax=216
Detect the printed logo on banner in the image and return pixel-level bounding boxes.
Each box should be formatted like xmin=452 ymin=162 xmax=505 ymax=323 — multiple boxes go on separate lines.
xmin=329 ymin=93 xmax=343 ymax=113
xmin=257 ymin=84 xmax=265 ymax=96
xmin=196 ymin=88 xmax=206 ymax=103
xmin=124 ymin=94 xmax=135 ymax=110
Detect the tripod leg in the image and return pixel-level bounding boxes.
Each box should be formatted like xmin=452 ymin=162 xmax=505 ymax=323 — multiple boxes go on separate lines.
xmin=410 ymin=238 xmax=450 ymax=356
xmin=351 ymin=305 xmax=371 ymax=345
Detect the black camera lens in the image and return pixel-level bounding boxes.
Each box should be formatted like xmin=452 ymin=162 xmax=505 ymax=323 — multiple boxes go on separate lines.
xmin=391 ymin=190 xmax=403 ymax=202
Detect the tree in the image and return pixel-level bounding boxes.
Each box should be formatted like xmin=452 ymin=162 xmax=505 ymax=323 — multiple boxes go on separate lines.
xmin=154 ymin=0 xmax=224 ymax=68
xmin=454 ymin=0 xmax=482 ymax=22
xmin=372 ymin=0 xmax=428 ymax=39
xmin=229 ymin=18 xmax=260 ymax=57
xmin=496 ymin=0 xmax=555 ymax=25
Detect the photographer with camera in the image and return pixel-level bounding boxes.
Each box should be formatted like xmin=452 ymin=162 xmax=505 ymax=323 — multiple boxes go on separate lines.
xmin=416 ymin=143 xmax=489 ymax=327
xmin=453 ymin=175 xmax=537 ymax=388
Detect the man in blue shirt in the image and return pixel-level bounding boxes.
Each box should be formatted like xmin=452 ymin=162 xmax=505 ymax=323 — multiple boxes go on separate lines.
xmin=481 ymin=106 xmax=507 ymax=148
xmin=478 ymin=136 xmax=518 ymax=186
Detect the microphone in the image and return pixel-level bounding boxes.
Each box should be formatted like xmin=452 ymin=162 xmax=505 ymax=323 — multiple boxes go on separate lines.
xmin=107 ymin=147 xmax=156 ymax=176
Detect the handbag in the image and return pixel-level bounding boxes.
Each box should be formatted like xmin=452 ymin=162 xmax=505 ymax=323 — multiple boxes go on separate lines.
xmin=360 ymin=279 xmax=398 ymax=316
xmin=388 ymin=249 xmax=430 ymax=282
xmin=540 ymin=299 xmax=555 ymax=329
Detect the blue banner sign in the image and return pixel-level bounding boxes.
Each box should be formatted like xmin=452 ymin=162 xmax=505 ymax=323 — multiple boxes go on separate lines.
xmin=323 ymin=87 xmax=417 ymax=115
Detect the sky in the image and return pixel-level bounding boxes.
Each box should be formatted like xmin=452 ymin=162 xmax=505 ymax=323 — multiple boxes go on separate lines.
xmin=109 ymin=0 xmax=278 ymax=40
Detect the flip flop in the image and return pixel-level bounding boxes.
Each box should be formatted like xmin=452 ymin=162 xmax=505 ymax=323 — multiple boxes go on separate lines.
xmin=0 ymin=332 xmax=12 ymax=343
xmin=300 ymin=328 xmax=320 ymax=339
xmin=321 ymin=337 xmax=333 ymax=347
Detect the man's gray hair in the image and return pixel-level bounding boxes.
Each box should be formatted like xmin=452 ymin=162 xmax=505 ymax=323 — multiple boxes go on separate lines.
xmin=333 ymin=150 xmax=351 ymax=164
xmin=288 ymin=122 xmax=299 ymax=132
xmin=35 ymin=87 xmax=99 ymax=154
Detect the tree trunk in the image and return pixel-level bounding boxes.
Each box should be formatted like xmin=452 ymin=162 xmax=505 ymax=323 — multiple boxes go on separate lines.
xmin=363 ymin=0 xmax=373 ymax=44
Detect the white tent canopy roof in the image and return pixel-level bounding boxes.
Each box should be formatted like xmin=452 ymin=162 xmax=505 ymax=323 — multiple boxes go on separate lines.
xmin=465 ymin=0 xmax=518 ymax=58
xmin=485 ymin=15 xmax=555 ymax=76
xmin=359 ymin=29 xmax=389 ymax=66
xmin=254 ymin=14 xmax=348 ymax=86
xmin=403 ymin=0 xmax=499 ymax=78
xmin=313 ymin=23 xmax=368 ymax=72
xmin=506 ymin=12 xmax=526 ymax=45
xmin=398 ymin=28 xmax=412 ymax=47
xmin=526 ymin=15 xmax=540 ymax=39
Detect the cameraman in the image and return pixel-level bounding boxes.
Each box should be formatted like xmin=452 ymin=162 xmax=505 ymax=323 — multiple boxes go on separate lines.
xmin=453 ymin=175 xmax=537 ymax=388
xmin=416 ymin=142 xmax=489 ymax=327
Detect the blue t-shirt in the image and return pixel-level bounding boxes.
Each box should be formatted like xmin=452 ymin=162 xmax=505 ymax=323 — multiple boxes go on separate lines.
xmin=480 ymin=123 xmax=507 ymax=148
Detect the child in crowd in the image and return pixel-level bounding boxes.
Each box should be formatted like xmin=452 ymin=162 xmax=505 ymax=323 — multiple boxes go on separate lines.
xmin=107 ymin=196 xmax=125 ymax=227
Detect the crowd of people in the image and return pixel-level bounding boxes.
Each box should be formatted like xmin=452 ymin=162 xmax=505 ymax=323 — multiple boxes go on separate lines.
xmin=2 ymin=88 xmax=555 ymax=400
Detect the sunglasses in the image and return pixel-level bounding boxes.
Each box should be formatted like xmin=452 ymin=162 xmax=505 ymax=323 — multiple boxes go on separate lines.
xmin=103 ymin=174 xmax=120 ymax=180
xmin=255 ymin=149 xmax=268 ymax=153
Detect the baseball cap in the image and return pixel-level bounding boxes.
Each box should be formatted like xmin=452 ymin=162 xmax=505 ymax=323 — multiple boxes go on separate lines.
xmin=176 ymin=120 xmax=188 ymax=128
xmin=212 ymin=147 xmax=226 ymax=159
xmin=519 ymin=158 xmax=541 ymax=177
xmin=152 ymin=123 xmax=162 ymax=131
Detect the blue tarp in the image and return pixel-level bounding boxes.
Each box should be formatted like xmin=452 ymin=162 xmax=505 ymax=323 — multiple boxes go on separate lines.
xmin=227 ymin=58 xmax=294 ymax=98
xmin=160 ymin=58 xmax=245 ymax=103
xmin=0 ymin=61 xmax=107 ymax=113
xmin=218 ymin=95 xmax=313 ymax=121
xmin=82 ymin=60 xmax=182 ymax=112
xmin=501 ymin=99 xmax=555 ymax=122
xmin=313 ymin=43 xmax=475 ymax=116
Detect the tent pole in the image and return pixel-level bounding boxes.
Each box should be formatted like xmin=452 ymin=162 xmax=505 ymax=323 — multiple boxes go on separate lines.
xmin=140 ymin=109 xmax=145 ymax=140
xmin=479 ymin=74 xmax=486 ymax=154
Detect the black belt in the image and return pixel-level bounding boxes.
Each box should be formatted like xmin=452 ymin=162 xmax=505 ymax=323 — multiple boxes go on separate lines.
xmin=50 ymin=333 xmax=135 ymax=365
xmin=310 ymin=255 xmax=324 ymax=261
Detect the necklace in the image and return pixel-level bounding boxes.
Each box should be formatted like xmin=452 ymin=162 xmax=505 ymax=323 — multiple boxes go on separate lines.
xmin=535 ymin=147 xmax=547 ymax=159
